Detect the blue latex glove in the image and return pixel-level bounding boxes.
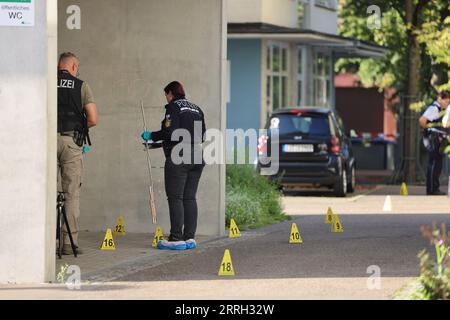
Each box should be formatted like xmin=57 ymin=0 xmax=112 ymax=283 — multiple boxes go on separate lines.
xmin=82 ymin=146 xmax=90 ymax=154
xmin=141 ymin=131 xmax=152 ymax=141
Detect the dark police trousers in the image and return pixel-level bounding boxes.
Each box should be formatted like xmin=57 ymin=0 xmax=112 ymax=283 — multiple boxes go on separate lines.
xmin=164 ymin=158 xmax=204 ymax=241
xmin=426 ymin=149 xmax=443 ymax=194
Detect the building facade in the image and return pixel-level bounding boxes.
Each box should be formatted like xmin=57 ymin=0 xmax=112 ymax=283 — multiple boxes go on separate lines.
xmin=0 ymin=0 xmax=227 ymax=284
xmin=226 ymin=0 xmax=386 ymax=161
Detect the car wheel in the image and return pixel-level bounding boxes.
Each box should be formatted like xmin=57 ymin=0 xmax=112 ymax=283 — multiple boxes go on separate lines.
xmin=347 ymin=166 xmax=356 ymax=193
xmin=333 ymin=168 xmax=347 ymax=197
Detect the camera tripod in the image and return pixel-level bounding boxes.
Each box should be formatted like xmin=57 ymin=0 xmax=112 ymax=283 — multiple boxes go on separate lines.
xmin=56 ymin=192 xmax=77 ymax=259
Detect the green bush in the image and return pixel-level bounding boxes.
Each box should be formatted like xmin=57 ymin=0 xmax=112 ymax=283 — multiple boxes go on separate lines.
xmin=225 ymin=189 xmax=260 ymax=227
xmin=412 ymin=224 xmax=450 ymax=300
xmin=225 ymin=164 xmax=287 ymax=229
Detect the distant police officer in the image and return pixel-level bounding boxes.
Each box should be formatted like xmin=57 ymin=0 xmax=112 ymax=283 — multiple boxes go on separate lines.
xmin=419 ymin=91 xmax=450 ymax=195
xmin=141 ymin=81 xmax=206 ymax=250
xmin=58 ymin=52 xmax=98 ymax=254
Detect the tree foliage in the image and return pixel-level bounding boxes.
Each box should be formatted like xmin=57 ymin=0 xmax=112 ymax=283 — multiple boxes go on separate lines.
xmin=418 ymin=8 xmax=450 ymax=92
xmin=337 ymin=0 xmax=450 ymax=113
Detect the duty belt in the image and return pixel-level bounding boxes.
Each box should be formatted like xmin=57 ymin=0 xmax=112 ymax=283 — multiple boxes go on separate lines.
xmin=58 ymin=131 xmax=75 ymax=137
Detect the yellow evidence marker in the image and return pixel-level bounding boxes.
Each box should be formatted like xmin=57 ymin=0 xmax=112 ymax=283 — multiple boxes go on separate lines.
xmin=229 ymin=218 xmax=241 ymax=238
xmin=325 ymin=207 xmax=334 ymax=224
xmin=218 ymin=249 xmax=235 ymax=276
xmin=400 ymin=183 xmax=408 ymax=196
xmin=152 ymin=226 xmax=164 ymax=248
xmin=289 ymin=223 xmax=303 ymax=244
xmin=331 ymin=215 xmax=344 ymax=233
xmin=114 ymin=215 xmax=126 ymax=236
xmin=100 ymin=228 xmax=116 ymax=250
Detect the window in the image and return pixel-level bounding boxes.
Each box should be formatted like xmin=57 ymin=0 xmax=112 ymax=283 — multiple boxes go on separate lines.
xmin=270 ymin=114 xmax=331 ymax=136
xmin=297 ymin=46 xmax=304 ymax=106
xmin=313 ymin=51 xmax=332 ymax=107
xmin=266 ymin=43 xmax=289 ymax=114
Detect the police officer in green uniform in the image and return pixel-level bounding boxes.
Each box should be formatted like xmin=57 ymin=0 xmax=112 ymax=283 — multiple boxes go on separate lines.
xmin=57 ymin=52 xmax=98 ymax=254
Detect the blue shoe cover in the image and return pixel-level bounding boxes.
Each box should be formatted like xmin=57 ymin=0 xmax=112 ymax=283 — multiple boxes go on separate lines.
xmin=185 ymin=239 xmax=197 ymax=250
xmin=157 ymin=240 xmax=187 ymax=250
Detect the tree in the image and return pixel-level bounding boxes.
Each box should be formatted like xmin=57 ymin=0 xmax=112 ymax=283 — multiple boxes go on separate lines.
xmin=337 ymin=0 xmax=450 ymax=183
xmin=417 ymin=5 xmax=450 ymax=91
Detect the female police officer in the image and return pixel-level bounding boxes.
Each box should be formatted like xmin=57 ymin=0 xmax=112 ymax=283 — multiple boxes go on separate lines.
xmin=141 ymin=81 xmax=206 ymax=250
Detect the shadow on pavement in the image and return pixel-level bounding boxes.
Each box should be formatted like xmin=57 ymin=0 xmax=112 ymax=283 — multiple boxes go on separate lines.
xmin=111 ymin=213 xmax=450 ymax=283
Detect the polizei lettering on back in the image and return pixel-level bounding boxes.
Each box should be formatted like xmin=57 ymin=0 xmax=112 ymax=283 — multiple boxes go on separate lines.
xmin=58 ymin=79 xmax=75 ymax=89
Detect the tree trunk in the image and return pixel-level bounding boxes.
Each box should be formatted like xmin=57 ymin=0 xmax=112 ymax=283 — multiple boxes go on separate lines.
xmin=403 ymin=0 xmax=421 ymax=183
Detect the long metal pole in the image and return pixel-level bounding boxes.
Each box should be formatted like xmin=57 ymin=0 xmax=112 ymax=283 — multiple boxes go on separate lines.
xmin=141 ymin=100 xmax=157 ymax=224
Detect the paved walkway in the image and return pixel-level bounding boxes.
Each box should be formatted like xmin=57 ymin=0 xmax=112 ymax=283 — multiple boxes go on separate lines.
xmin=56 ymin=232 xmax=214 ymax=282
xmin=282 ymin=185 xmax=450 ymax=215
xmin=1 ymin=185 xmax=448 ymax=300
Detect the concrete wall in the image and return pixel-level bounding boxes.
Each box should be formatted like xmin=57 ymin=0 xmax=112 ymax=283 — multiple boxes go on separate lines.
xmin=304 ymin=0 xmax=338 ymax=34
xmin=262 ymin=0 xmax=298 ymax=28
xmin=0 ymin=0 xmax=58 ymax=283
xmin=227 ymin=0 xmax=337 ymax=34
xmin=58 ymin=0 xmax=226 ymax=236
xmin=227 ymin=0 xmax=262 ymax=24
xmin=228 ymin=0 xmax=298 ymax=28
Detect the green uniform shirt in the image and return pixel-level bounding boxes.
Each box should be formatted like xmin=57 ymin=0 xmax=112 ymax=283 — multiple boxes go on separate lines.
xmin=81 ymin=82 xmax=95 ymax=106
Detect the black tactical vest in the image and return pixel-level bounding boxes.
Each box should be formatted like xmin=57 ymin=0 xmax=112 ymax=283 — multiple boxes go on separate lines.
xmin=57 ymin=70 xmax=85 ymax=133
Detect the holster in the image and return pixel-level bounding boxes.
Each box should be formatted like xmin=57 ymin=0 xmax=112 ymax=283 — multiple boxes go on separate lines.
xmin=73 ymin=125 xmax=91 ymax=147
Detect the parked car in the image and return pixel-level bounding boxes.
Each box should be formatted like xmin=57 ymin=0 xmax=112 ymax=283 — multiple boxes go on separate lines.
xmin=257 ymin=107 xmax=356 ymax=197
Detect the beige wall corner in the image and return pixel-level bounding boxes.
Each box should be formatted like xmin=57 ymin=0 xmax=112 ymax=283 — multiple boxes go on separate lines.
xmin=45 ymin=0 xmax=58 ymax=283
xmin=0 ymin=0 xmax=57 ymax=283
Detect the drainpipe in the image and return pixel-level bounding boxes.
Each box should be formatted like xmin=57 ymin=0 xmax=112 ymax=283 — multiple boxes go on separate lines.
xmin=330 ymin=50 xmax=336 ymax=110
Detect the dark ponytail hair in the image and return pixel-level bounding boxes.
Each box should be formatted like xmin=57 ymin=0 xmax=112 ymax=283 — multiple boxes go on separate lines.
xmin=164 ymin=81 xmax=186 ymax=100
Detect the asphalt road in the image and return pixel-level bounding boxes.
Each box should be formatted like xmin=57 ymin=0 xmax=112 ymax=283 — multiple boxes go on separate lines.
xmin=1 ymin=188 xmax=449 ymax=300
xmin=108 ymin=190 xmax=449 ymax=299
xmin=116 ymin=214 xmax=443 ymax=281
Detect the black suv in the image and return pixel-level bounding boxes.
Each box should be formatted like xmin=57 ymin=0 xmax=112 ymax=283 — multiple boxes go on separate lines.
xmin=257 ymin=108 xmax=356 ymax=197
